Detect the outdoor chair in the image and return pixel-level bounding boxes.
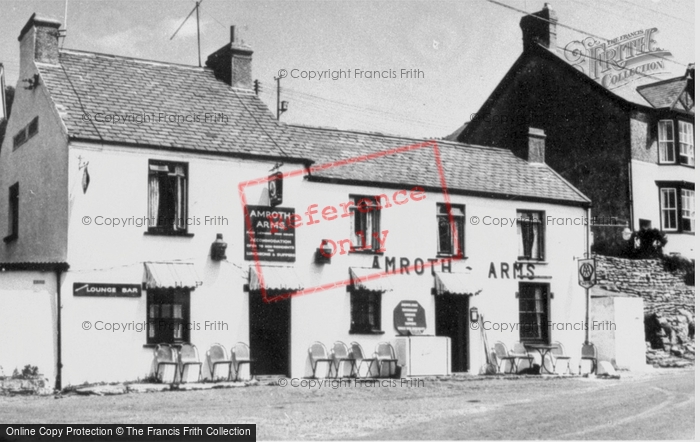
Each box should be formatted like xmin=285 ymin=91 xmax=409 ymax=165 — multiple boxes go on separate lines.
xmin=231 ymin=342 xmax=253 ymax=381
xmin=153 ymin=344 xmax=178 ymax=383
xmin=512 ymin=342 xmax=535 ymax=370
xmin=579 ymin=342 xmax=598 ymax=375
xmin=374 ymin=342 xmax=399 ymax=378
xmin=350 ymin=342 xmax=376 ymax=378
xmin=549 ymin=341 xmax=571 ymax=374
xmin=330 ymin=341 xmax=355 ymax=378
xmin=206 ymin=343 xmax=232 ymax=381
xmin=178 ymin=343 xmax=202 ymax=383
xmin=493 ymin=341 xmax=518 ymax=373
xmin=308 ymin=341 xmax=333 ymax=378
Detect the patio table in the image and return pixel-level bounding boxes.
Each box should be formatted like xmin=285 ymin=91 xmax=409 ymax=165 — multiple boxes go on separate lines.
xmin=525 ymin=344 xmax=557 ymax=374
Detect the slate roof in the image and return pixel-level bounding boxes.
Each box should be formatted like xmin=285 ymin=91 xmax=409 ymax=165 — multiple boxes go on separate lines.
xmin=36 ymin=49 xmax=589 ymax=206
xmin=286 ymin=125 xmax=590 ymax=206
xmin=637 ymin=76 xmax=692 ymax=109
xmin=38 ymin=49 xmax=299 ymax=160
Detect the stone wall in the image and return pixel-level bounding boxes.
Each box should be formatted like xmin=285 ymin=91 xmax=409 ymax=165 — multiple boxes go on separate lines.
xmin=595 ymin=255 xmax=694 ymax=367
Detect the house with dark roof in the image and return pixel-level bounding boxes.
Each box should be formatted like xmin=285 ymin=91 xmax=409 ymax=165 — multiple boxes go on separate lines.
xmin=1 ymin=14 xmax=593 ymax=388
xmin=450 ymin=4 xmax=694 ymax=258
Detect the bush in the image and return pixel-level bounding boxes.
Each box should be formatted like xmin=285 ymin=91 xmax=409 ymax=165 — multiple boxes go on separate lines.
xmin=662 ymin=254 xmax=694 ymax=273
xmin=685 ymin=269 xmax=695 ymax=286
xmin=11 ymin=365 xmax=40 ymax=379
xmin=661 ymin=254 xmax=695 ymax=286
xmin=623 ymin=228 xmax=667 ymax=259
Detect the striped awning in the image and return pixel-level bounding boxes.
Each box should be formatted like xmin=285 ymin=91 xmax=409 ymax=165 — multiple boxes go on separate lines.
xmin=350 ymin=267 xmax=394 ymax=293
xmin=249 ymin=266 xmax=304 ymax=292
xmin=433 ymin=271 xmax=481 ymax=296
xmin=143 ymin=262 xmax=201 ymax=290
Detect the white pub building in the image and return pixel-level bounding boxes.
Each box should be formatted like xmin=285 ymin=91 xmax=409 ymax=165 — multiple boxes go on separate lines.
xmin=0 ymin=15 xmax=591 ymax=389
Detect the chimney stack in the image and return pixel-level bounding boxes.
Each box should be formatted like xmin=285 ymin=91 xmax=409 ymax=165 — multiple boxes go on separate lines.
xmin=520 ymin=3 xmax=557 ymax=52
xmin=18 ymin=14 xmax=61 ymax=66
xmin=527 ymin=128 xmax=546 ymax=163
xmin=206 ymin=26 xmax=253 ymax=90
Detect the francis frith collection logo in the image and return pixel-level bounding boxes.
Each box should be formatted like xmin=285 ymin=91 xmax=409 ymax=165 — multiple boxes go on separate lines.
xmin=564 ymin=27 xmax=672 ymax=89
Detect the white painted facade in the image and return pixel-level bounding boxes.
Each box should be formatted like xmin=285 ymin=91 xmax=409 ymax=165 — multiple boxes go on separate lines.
xmin=0 ymin=14 xmax=592 ymax=388
xmin=26 ymin=139 xmax=591 ymax=385
xmin=630 ymin=159 xmax=695 ymax=257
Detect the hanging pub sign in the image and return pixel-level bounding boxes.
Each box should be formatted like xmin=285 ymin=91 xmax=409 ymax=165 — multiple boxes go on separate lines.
xmin=393 ymin=300 xmax=427 ymax=335
xmin=73 ymin=283 xmax=142 ymax=297
xmin=268 ymin=172 xmax=283 ymax=207
xmin=244 ymin=205 xmax=296 ymax=262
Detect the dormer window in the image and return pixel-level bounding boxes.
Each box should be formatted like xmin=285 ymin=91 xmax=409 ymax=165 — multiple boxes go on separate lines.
xmin=658 ymin=119 xmax=694 ymax=166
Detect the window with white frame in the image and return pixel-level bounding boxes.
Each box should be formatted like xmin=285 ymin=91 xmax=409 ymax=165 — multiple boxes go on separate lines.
xmin=517 ymin=211 xmax=545 ymax=260
xmin=679 ymin=121 xmax=695 ymax=166
xmin=437 ymin=203 xmax=465 ymax=256
xmin=658 ymin=120 xmax=675 ymax=163
xmin=350 ymin=195 xmax=382 ymax=252
xmin=658 ymin=120 xmax=695 ymax=166
xmin=660 ymin=188 xmax=678 ymax=231
xmin=660 ymin=186 xmax=695 ymax=233
xmin=148 ymin=160 xmax=188 ymax=234
xmin=681 ymin=189 xmax=695 ymax=233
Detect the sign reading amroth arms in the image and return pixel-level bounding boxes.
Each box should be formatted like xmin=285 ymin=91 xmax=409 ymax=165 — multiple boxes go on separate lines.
xmin=564 ymin=28 xmax=673 ymax=89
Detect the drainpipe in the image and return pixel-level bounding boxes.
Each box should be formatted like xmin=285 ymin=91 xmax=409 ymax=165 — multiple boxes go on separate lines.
xmin=584 ymin=207 xmax=591 ymax=345
xmin=54 ymin=268 xmax=63 ymax=391
xmin=628 ymin=153 xmax=635 ymax=232
xmin=627 ymin=113 xmax=635 ymax=232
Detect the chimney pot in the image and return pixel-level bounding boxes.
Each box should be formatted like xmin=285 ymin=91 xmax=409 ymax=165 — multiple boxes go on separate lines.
xmin=527 ymin=127 xmax=546 ymax=163
xmin=18 ymin=14 xmax=62 ymax=65
xmin=519 ymin=3 xmax=557 ymax=52
xmin=206 ymin=31 xmax=253 ymax=90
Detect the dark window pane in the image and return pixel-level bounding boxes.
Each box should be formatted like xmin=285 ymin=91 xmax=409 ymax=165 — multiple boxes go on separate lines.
xmin=518 ymin=284 xmax=549 ymax=343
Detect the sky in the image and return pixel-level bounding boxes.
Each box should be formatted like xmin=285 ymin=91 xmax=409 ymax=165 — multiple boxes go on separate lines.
xmin=0 ymin=0 xmax=695 ymax=138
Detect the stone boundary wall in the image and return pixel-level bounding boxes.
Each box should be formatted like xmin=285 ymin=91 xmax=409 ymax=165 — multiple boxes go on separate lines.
xmin=595 ymin=255 xmax=694 ymax=366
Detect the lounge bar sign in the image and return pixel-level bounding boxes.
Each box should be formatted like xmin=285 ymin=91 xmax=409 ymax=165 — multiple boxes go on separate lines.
xmin=73 ymin=283 xmax=142 ymax=297
xmin=393 ymin=300 xmax=427 ymax=335
xmin=244 ymin=205 xmax=296 ymax=262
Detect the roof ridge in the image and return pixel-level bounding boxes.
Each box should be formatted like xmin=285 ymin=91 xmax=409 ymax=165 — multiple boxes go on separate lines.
xmin=636 ymin=75 xmax=688 ymax=90
xmin=288 ymin=123 xmax=424 ymax=143
xmin=60 ymin=48 xmax=206 ymax=71
xmin=287 ymin=123 xmax=511 ymax=153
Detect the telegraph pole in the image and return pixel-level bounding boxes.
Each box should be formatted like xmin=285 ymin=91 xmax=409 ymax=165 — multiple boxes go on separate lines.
xmin=195 ymin=1 xmax=201 ymax=67
xmin=274 ymin=76 xmax=288 ymax=120
xmin=581 ymin=207 xmax=595 ymax=345
xmin=275 ymin=76 xmax=281 ymax=120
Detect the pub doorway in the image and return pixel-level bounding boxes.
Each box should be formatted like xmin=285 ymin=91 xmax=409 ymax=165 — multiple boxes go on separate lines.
xmin=435 ymin=294 xmax=469 ymax=372
xmin=249 ymin=291 xmax=291 ymax=376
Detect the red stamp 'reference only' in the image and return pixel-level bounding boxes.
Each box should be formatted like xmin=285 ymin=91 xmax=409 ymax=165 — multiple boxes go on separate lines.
xmin=238 ymin=140 xmax=463 ymax=303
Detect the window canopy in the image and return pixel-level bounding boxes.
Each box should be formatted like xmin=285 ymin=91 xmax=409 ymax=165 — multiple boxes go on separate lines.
xmin=143 ymin=262 xmax=201 ymax=290
xmin=433 ymin=271 xmax=481 ymax=296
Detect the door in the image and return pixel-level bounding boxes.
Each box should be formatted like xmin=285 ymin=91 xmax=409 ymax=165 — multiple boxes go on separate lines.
xmin=249 ymin=291 xmax=291 ymax=376
xmin=435 ymin=294 xmax=469 ymax=372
